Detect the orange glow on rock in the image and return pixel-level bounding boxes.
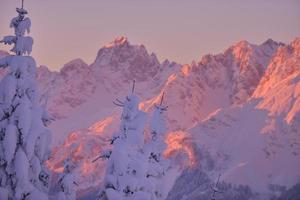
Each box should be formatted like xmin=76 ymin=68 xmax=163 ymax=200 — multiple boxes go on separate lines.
xmin=164 ymin=131 xmax=197 ymax=167
xmin=81 ymin=160 xmax=95 ymax=176
xmin=181 ymin=64 xmax=191 ymax=76
xmin=89 ymin=116 xmax=115 ymax=134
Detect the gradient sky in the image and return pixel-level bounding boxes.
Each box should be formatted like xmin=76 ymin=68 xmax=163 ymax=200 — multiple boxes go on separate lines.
xmin=0 ymin=0 xmax=299 ymax=71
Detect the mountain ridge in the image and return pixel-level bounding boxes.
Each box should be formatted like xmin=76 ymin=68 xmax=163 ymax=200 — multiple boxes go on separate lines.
xmin=1 ymin=36 xmax=299 ymax=199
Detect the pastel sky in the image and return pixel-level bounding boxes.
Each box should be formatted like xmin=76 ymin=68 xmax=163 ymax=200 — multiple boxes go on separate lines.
xmin=0 ymin=0 xmax=299 ymax=70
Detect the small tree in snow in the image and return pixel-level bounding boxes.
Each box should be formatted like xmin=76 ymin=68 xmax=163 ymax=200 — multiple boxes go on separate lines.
xmin=143 ymin=93 xmax=170 ymax=199
xmin=0 ymin=1 xmax=53 ymax=199
xmin=97 ymin=81 xmax=151 ymax=200
xmin=210 ymin=174 xmax=222 ymax=200
xmin=57 ymin=158 xmax=78 ymax=200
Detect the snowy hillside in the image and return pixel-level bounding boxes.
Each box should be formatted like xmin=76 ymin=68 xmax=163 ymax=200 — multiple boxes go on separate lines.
xmin=168 ymin=38 xmax=300 ymax=200
xmin=47 ymin=117 xmax=118 ymax=199
xmin=174 ymin=100 xmax=299 ymax=200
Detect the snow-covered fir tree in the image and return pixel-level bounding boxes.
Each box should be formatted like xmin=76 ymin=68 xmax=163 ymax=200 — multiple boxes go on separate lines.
xmin=143 ymin=93 xmax=170 ymax=200
xmin=0 ymin=2 xmax=53 ymax=199
xmin=97 ymin=82 xmax=152 ymax=200
xmin=56 ymin=157 xmax=78 ymax=200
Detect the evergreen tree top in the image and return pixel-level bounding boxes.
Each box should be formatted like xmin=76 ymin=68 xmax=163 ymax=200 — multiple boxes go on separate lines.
xmin=0 ymin=0 xmax=33 ymax=56
xmin=16 ymin=0 xmax=28 ymax=15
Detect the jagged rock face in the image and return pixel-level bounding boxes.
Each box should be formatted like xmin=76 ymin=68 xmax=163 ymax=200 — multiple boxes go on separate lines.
xmin=253 ymin=37 xmax=300 ymax=122
xmin=255 ymin=37 xmax=300 ymax=92
xmin=225 ymin=39 xmax=282 ymax=103
xmin=36 ymin=59 xmax=96 ymax=119
xmin=92 ymin=36 xmax=161 ymax=81
xmin=141 ymin=39 xmax=282 ymax=130
xmin=201 ymin=39 xmax=282 ymax=104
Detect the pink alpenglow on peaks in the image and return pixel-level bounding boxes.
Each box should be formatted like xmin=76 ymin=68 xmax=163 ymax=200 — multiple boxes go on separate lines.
xmin=104 ymin=36 xmax=129 ymax=48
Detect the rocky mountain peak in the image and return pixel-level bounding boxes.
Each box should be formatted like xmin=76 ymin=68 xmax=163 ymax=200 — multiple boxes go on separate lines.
xmin=104 ymin=36 xmax=129 ymax=48
xmin=262 ymin=38 xmax=284 ymax=48
xmin=291 ymin=37 xmax=300 ymax=53
xmin=60 ymin=58 xmax=89 ymax=77
xmin=91 ymin=37 xmax=162 ymax=81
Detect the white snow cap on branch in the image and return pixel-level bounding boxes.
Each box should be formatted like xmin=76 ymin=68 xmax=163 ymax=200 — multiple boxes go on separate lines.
xmin=150 ymin=105 xmax=167 ymax=136
xmin=12 ymin=36 xmax=33 ymax=55
xmin=1 ymin=4 xmax=33 ymax=55
xmin=10 ymin=17 xmax=31 ymax=36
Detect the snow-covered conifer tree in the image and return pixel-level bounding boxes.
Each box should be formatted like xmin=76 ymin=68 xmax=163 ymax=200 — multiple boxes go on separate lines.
xmin=0 ymin=1 xmax=53 ymax=199
xmin=97 ymin=82 xmax=151 ymax=200
xmin=56 ymin=158 xmax=78 ymax=200
xmin=143 ymin=93 xmax=170 ymax=200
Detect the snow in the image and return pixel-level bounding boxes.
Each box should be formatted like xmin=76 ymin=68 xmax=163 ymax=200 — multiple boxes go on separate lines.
xmin=183 ymin=46 xmax=300 ymax=196
xmin=1 ymin=35 xmax=16 ymax=45
xmin=150 ymin=105 xmax=167 ymax=135
xmin=0 ymin=187 xmax=9 ymax=199
xmin=0 ymin=5 xmax=53 ymax=199
xmin=30 ymin=189 xmax=49 ymax=200
xmin=16 ymin=96 xmax=32 ymax=142
xmin=189 ymin=100 xmax=300 ymax=196
xmin=10 ymin=16 xmax=31 ymax=36
xmin=2 ymin=14 xmax=33 ymax=56
xmin=12 ymin=36 xmax=34 ymax=55
xmin=3 ymin=123 xmax=18 ymax=164
xmin=94 ymin=91 xmax=155 ymax=199
xmin=15 ymin=148 xmax=31 ymax=190
xmin=29 ymin=155 xmax=42 ymax=183
xmin=90 ymin=89 xmax=179 ymax=200
xmin=25 ymin=108 xmax=45 ymax=159
xmin=36 ymin=130 xmax=52 ymax=161
xmin=104 ymin=36 xmax=128 ymax=48
xmin=59 ymin=173 xmax=77 ymax=199
xmin=0 ymin=73 xmax=18 ymax=104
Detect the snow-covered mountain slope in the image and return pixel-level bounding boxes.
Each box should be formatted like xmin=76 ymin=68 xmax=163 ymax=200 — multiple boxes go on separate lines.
xmin=168 ymin=38 xmax=300 ymax=200
xmin=37 ymin=59 xmax=96 ymax=118
xmin=253 ymin=37 xmax=300 ymax=123
xmin=141 ymin=39 xmax=283 ymax=131
xmin=47 ymin=116 xmax=118 ymax=199
xmin=185 ymin=102 xmax=299 ymax=196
